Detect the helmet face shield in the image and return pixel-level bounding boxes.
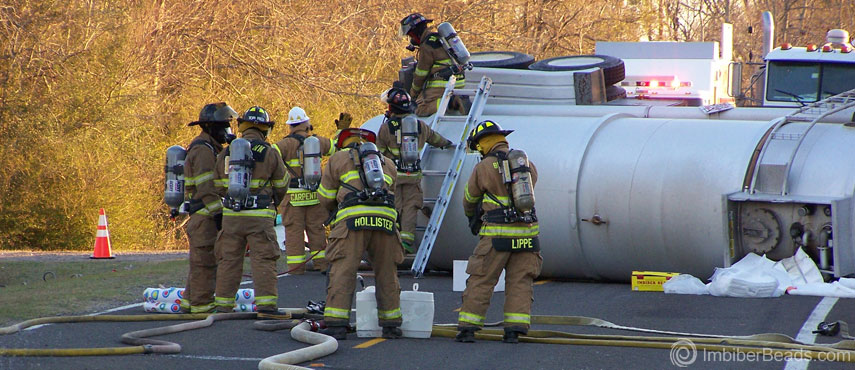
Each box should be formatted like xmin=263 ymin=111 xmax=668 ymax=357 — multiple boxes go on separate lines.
xmin=398 ymin=22 xmax=413 ymax=38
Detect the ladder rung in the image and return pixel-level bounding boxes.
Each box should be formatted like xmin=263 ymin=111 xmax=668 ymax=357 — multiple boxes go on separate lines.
xmin=438 ymin=116 xmax=468 ymax=122
xmin=786 ymin=115 xmax=815 ymax=122
xmin=423 ymin=198 xmax=437 ymax=203
xmin=770 ymin=133 xmax=802 ymax=140
xmin=452 ymin=89 xmax=477 ymax=96
xmin=421 ymin=170 xmax=446 ymax=176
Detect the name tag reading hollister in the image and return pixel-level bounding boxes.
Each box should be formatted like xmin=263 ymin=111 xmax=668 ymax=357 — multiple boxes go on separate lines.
xmin=347 ymin=216 xmax=395 ymax=234
xmin=492 ymin=237 xmax=540 ymax=252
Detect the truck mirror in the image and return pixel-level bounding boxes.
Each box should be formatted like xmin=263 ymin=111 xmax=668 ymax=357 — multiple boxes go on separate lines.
xmin=728 ymin=62 xmax=743 ymax=98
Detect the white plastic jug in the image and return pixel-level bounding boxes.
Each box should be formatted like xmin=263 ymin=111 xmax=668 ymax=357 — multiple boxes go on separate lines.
xmin=400 ymin=283 xmax=434 ymax=338
xmin=356 ymin=286 xmax=382 ymax=337
xmin=356 ymin=284 xmax=435 ymax=338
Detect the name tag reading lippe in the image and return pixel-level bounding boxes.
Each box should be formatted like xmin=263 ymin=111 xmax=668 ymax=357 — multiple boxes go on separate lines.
xmin=492 ymin=237 xmax=540 ymax=252
xmin=347 ymin=216 xmax=395 ymax=234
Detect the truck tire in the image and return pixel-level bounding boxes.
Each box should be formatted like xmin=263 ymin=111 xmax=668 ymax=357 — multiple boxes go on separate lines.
xmin=529 ymin=55 xmax=625 ymax=85
xmin=606 ymin=85 xmax=627 ymax=101
xmin=469 ymin=51 xmax=535 ymax=69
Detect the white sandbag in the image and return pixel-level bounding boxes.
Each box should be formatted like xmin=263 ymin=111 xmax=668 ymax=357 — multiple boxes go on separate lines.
xmin=776 ymin=248 xmax=823 ymax=286
xmin=663 ymin=274 xmax=709 ymax=295
xmin=708 ymin=253 xmax=791 ymax=298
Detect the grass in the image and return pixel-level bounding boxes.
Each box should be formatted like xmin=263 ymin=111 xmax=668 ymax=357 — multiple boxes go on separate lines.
xmin=0 ymin=257 xmax=290 ymax=326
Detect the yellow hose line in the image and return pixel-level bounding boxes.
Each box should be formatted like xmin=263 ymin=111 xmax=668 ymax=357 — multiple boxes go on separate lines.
xmin=431 ymin=327 xmax=855 ymax=363
xmin=1 ymin=309 xmax=310 ymax=357
xmin=0 ymin=314 xmax=211 ymax=335
xmin=0 ymin=346 xmax=149 ymax=357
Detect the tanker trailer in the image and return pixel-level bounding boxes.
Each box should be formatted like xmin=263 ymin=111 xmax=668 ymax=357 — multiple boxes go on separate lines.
xmin=363 ymin=107 xmax=855 ymax=281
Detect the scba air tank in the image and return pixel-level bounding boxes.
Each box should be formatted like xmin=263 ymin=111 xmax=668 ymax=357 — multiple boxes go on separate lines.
xmin=302 ymin=136 xmax=322 ymax=190
xmin=506 ymin=149 xmax=535 ymax=214
xmin=359 ymin=142 xmax=385 ymax=192
xmin=227 ymin=138 xmax=253 ymax=211
xmin=164 ymin=145 xmax=187 ymax=217
xmin=400 ymin=115 xmax=420 ymax=167
xmin=437 ymin=22 xmax=471 ymax=67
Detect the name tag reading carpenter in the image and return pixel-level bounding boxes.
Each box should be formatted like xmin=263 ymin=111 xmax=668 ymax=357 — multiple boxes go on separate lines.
xmin=492 ymin=237 xmax=540 ymax=252
xmin=347 ymin=216 xmax=396 ymax=234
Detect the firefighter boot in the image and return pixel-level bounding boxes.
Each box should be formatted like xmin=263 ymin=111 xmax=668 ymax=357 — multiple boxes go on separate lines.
xmin=320 ymin=326 xmax=348 ymax=340
xmin=455 ymin=326 xmax=478 ymax=343
xmin=382 ymin=326 xmax=403 ymax=339
xmin=503 ymin=326 xmax=527 ymax=344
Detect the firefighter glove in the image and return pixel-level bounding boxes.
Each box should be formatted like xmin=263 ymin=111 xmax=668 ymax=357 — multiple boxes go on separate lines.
xmin=440 ymin=139 xmax=453 ymax=150
xmin=335 ymin=112 xmax=353 ymax=130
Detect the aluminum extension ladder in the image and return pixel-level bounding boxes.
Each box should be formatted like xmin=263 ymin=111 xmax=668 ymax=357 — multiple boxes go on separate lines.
xmin=749 ymin=88 xmax=855 ymax=195
xmin=410 ymin=75 xmax=492 ymax=277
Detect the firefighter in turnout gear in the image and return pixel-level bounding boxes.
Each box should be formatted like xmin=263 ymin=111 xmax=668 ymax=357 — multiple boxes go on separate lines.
xmin=316 ymin=128 xmax=404 ymax=340
xmin=213 ymin=106 xmax=289 ymax=316
xmin=456 ymin=120 xmax=542 ymax=344
xmin=376 ymin=88 xmax=452 ymax=253
xmin=180 ymin=102 xmax=238 ymax=313
xmin=399 ymin=13 xmax=466 ymax=116
xmin=272 ymin=107 xmax=351 ymax=274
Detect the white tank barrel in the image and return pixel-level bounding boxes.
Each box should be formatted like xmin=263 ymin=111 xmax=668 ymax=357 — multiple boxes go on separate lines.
xmin=400 ymin=115 xmax=420 ymax=167
xmin=302 ymin=136 xmax=322 ymax=191
xmin=482 ymin=104 xmax=855 ymax=123
xmin=363 ymin=112 xmax=855 ymax=280
xmin=359 ymin=142 xmax=385 ymax=191
xmin=437 ymin=22 xmax=470 ymax=67
xmin=164 ymin=145 xmax=187 ymax=217
xmin=227 ymin=138 xmax=253 ymax=211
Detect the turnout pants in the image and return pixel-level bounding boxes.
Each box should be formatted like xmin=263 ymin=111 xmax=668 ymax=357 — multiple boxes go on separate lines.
xmin=282 ymin=201 xmax=329 ymax=274
xmin=415 ymin=86 xmax=468 ymax=117
xmin=394 ymin=177 xmax=423 ymax=250
xmin=182 ymin=213 xmax=218 ymax=313
xmin=415 ymin=87 xmax=444 ymax=117
xmin=458 ymin=236 xmax=543 ymax=329
xmin=214 ymin=216 xmax=280 ymax=312
xmin=323 ymin=224 xmax=404 ymax=328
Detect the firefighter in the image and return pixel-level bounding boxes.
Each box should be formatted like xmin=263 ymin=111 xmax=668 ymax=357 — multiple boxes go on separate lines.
xmin=180 ymin=102 xmax=237 ymax=313
xmin=375 ymin=87 xmax=452 ymax=253
xmin=213 ymin=106 xmax=289 ymax=317
xmin=272 ymin=107 xmax=352 ymax=274
xmin=316 ymin=128 xmax=404 ymax=340
xmin=399 ymin=12 xmax=466 ymax=116
xmin=456 ymin=120 xmax=542 ymax=344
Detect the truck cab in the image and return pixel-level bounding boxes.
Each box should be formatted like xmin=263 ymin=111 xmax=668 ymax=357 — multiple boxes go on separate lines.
xmin=763 ymin=31 xmax=855 ymax=107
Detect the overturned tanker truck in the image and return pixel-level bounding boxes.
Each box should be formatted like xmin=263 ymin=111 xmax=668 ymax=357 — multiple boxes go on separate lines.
xmin=367 ymin=14 xmax=855 ymax=281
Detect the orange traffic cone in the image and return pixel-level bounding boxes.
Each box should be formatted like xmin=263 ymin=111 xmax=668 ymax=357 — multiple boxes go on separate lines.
xmin=91 ymin=208 xmax=114 ymax=259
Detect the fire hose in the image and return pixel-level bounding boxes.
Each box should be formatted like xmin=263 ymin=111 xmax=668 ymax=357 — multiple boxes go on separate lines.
xmin=4 ymin=312 xmax=855 ymax=364
xmin=431 ymin=315 xmax=855 ymax=362
xmin=0 ymin=309 xmax=339 ymax=369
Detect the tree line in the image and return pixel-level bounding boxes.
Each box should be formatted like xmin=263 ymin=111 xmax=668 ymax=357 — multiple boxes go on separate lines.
xmin=1 ymin=0 xmax=852 ymax=250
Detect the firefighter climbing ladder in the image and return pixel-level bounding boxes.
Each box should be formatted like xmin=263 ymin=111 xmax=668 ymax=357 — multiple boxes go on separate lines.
xmin=411 ymin=75 xmax=493 ymax=278
xmin=749 ymin=88 xmax=855 ymax=195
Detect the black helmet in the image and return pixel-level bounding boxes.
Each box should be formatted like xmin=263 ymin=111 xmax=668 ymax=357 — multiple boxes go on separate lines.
xmin=384 ymin=87 xmax=415 ymax=114
xmin=467 ymin=120 xmax=513 ymax=151
xmin=189 ymin=102 xmax=238 ymax=126
xmin=398 ymin=13 xmax=431 ymax=38
xmin=237 ymin=106 xmax=274 ymax=127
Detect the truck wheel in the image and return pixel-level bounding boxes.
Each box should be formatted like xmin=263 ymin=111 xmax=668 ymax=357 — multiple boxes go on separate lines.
xmin=470 ymin=51 xmax=535 ymax=69
xmin=529 ymin=55 xmax=625 ymax=85
xmin=606 ymin=85 xmax=627 ymax=101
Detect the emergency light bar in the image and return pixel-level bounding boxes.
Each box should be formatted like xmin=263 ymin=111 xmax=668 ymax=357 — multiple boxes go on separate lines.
xmin=620 ymin=76 xmax=692 ymax=89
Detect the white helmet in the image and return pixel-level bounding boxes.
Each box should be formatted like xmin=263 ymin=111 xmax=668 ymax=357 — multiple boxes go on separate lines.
xmin=286 ymin=106 xmax=310 ymax=125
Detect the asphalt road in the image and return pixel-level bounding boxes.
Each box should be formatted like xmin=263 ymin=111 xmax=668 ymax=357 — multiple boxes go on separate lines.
xmin=1 ymin=270 xmax=854 ymax=370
